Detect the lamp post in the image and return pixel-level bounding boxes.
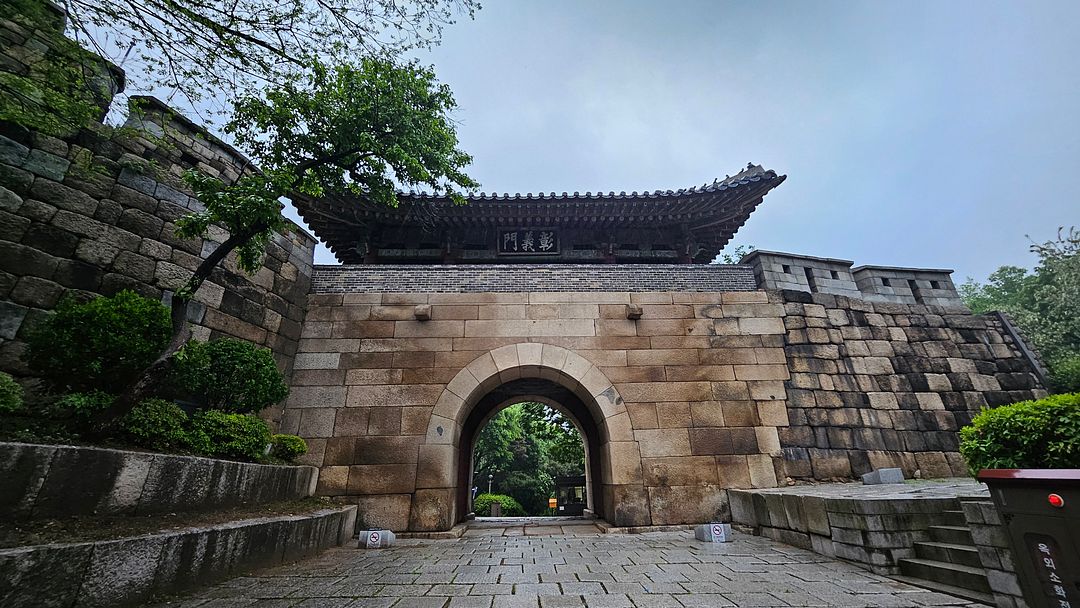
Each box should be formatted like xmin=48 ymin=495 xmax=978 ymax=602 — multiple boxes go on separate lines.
xmin=487 ymin=473 xmax=493 ymax=494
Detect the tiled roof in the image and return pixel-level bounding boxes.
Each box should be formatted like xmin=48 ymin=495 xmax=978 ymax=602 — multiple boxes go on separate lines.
xmin=295 ymin=163 xmax=785 ymax=263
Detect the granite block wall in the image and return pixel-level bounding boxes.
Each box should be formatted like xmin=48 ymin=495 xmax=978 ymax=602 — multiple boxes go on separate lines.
xmin=777 ymin=289 xmax=1046 ymax=481
xmin=282 ymin=288 xmax=792 ymax=531
xmin=0 ymin=13 xmax=316 ymax=401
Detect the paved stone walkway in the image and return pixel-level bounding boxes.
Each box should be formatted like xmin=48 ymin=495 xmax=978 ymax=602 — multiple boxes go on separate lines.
xmin=146 ymin=528 xmax=988 ymax=608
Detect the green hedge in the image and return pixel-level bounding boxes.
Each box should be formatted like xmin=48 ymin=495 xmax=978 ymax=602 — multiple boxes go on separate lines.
xmin=171 ymin=338 xmax=289 ymax=413
xmin=473 ymin=493 xmax=526 ymax=517
xmin=270 ymin=434 xmax=308 ymax=461
xmin=190 ymin=410 xmax=272 ymax=460
xmin=118 ymin=398 xmax=192 ymax=452
xmin=960 ymin=393 xmax=1080 ymax=473
xmin=24 ymin=290 xmax=171 ymax=392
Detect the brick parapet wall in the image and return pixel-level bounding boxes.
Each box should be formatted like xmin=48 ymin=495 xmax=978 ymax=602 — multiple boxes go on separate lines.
xmin=0 ymin=17 xmax=316 ymax=396
xmin=776 ymin=289 xmax=1046 ymax=481
xmin=312 ymin=264 xmax=758 ymax=293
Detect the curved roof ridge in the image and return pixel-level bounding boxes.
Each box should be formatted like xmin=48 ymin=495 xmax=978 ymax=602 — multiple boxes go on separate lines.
xmin=396 ymin=164 xmax=779 ymax=201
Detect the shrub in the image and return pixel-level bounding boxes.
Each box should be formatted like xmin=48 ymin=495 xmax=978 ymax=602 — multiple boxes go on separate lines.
xmin=1050 ymin=355 xmax=1080 ymax=393
xmin=0 ymin=372 xmax=23 ymax=414
xmin=473 ymin=493 xmax=526 ymax=517
xmin=190 ymin=410 xmax=272 ymax=460
xmin=959 ymin=393 xmax=1080 ymax=473
xmin=270 ymin=434 xmax=308 ymax=461
xmin=118 ymin=398 xmax=191 ymax=451
xmin=55 ymin=391 xmax=115 ymax=421
xmin=172 ymin=338 xmax=289 ymax=413
xmin=24 ymin=290 xmax=171 ymax=392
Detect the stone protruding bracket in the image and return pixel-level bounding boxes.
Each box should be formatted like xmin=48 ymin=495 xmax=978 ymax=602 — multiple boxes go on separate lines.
xmin=359 ymin=529 xmax=396 ymax=549
xmin=694 ymin=522 xmax=732 ymax=543
xmin=861 ymin=468 xmax=905 ymax=485
xmin=414 ymin=304 xmax=431 ymax=321
xmin=626 ymin=304 xmax=643 ymax=319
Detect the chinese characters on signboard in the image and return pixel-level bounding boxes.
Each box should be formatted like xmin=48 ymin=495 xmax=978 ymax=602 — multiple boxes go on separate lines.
xmin=1028 ymin=533 xmax=1076 ymax=608
xmin=498 ymin=229 xmax=559 ymax=255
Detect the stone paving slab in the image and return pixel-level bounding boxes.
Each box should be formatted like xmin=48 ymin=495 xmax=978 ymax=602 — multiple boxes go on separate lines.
xmin=143 ymin=529 xmax=989 ymax=608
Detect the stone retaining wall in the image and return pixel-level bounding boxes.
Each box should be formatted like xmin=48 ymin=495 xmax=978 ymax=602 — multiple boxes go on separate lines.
xmin=776 ymin=290 xmax=1045 ymax=481
xmin=0 ymin=442 xmax=318 ymax=520
xmin=962 ymin=498 xmax=1029 ymax=608
xmin=313 ymin=264 xmax=758 ymax=293
xmin=0 ymin=15 xmax=316 ymax=394
xmin=730 ymin=483 xmax=969 ymax=574
xmin=0 ymin=505 xmax=356 ymax=608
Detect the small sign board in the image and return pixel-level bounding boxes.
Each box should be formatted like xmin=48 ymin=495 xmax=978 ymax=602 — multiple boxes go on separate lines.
xmin=548 ymin=498 xmax=558 ymax=509
xmin=694 ymin=522 xmax=732 ymax=543
xmin=360 ymin=529 xmax=395 ymax=549
xmin=498 ymin=229 xmax=559 ymax=255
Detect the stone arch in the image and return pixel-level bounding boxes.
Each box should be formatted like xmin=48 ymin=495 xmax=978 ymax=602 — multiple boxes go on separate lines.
xmin=410 ymin=343 xmax=645 ymax=531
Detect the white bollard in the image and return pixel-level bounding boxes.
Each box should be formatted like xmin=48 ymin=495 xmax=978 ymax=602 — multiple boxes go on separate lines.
xmin=359 ymin=529 xmax=396 ymax=549
xmin=694 ymin=522 xmax=732 ymax=543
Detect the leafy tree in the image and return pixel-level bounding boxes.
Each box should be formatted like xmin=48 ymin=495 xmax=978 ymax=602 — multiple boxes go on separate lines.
xmin=717 ymin=244 xmax=755 ymax=265
xmin=472 ymin=402 xmax=586 ymax=515
xmin=103 ymin=57 xmax=477 ymax=422
xmin=961 ymin=227 xmax=1080 ymax=391
xmin=15 ymin=0 xmax=477 ymax=123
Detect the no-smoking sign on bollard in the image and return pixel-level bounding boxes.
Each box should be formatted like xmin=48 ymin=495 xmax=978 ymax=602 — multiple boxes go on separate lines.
xmin=359 ymin=529 xmax=395 ymax=549
xmin=695 ymin=522 xmax=732 ymax=543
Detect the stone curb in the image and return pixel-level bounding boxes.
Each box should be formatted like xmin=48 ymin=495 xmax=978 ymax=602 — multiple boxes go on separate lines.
xmin=0 ymin=505 xmax=356 ymax=608
xmin=0 ymin=442 xmax=319 ymax=520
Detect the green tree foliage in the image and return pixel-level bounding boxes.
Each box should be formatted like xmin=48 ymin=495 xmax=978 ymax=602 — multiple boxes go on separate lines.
xmin=472 ymin=402 xmax=586 ymax=515
xmin=960 ymin=228 xmax=1080 ymax=392
xmin=112 ymin=55 xmax=477 ymax=421
xmin=960 ymin=393 xmax=1080 ymax=473
xmin=170 ymin=338 xmax=289 ymax=413
xmin=717 ymin=244 xmax=755 ymax=265
xmin=24 ymin=290 xmax=172 ymax=393
xmin=0 ymin=372 xmax=24 ymax=414
xmin=52 ymin=0 xmax=477 ymax=117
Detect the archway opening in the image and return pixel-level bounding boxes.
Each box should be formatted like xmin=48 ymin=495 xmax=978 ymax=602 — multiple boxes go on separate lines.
xmin=456 ymin=377 xmax=606 ymax=523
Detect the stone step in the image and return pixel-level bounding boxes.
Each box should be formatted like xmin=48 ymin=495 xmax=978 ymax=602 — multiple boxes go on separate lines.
xmin=928 ymin=524 xmax=976 ymax=546
xmin=892 ymin=574 xmax=995 ymax=606
xmin=914 ymin=541 xmax=983 ymax=569
xmin=898 ymin=558 xmax=991 ymax=595
xmin=941 ymin=509 xmax=968 ymax=527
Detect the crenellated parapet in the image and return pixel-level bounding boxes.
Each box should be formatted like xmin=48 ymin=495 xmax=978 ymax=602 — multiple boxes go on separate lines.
xmin=741 ymin=250 xmax=962 ymax=307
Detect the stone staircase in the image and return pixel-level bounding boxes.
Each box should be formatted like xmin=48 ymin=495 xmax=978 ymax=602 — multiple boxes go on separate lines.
xmin=895 ymin=509 xmax=994 ymax=605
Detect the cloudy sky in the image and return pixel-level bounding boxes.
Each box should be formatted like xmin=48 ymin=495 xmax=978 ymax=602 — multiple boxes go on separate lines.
xmin=287 ymin=0 xmax=1078 ymax=281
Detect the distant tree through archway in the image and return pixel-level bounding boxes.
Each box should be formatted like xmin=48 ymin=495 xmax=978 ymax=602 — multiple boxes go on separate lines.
xmin=470 ymin=401 xmax=586 ymax=517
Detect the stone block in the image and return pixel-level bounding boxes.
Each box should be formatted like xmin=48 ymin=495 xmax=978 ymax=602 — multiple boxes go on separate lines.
xmin=347 ymin=464 xmax=417 ymax=494
xmin=647 ymin=484 xmax=728 ymax=525
xmin=694 ymin=522 xmax=733 ymax=542
xmin=861 ymin=468 xmax=905 ymax=485
xmin=354 ymin=494 xmax=412 ymax=532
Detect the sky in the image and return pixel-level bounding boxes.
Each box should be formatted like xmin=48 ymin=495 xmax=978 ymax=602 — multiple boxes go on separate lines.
xmin=154 ymin=0 xmax=1080 ymax=281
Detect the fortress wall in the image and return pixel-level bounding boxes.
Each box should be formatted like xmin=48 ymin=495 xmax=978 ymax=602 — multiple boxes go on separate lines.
xmin=0 ymin=15 xmax=315 ymax=402
xmin=284 ymin=287 xmax=792 ymax=530
xmin=777 ymin=289 xmax=1045 ymax=481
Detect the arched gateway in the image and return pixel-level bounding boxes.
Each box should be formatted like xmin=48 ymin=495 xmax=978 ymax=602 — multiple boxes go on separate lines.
xmin=411 ymin=344 xmax=642 ymax=531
